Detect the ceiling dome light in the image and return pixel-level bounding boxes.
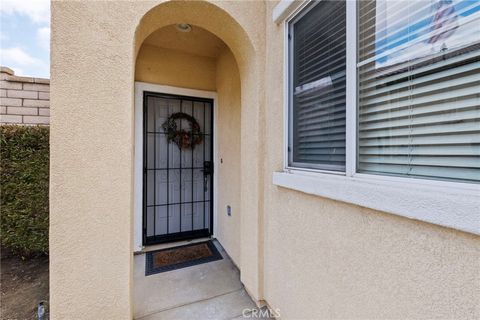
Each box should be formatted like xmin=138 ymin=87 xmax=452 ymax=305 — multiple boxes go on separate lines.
xmin=176 ymin=23 xmax=192 ymax=33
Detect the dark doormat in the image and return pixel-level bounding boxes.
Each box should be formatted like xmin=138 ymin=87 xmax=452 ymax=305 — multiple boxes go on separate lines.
xmin=145 ymin=240 xmax=223 ymax=275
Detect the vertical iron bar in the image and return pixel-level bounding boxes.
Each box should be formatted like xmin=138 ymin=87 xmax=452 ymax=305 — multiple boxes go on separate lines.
xmin=203 ymin=102 xmax=206 ymax=230
xmin=179 ymin=99 xmax=182 ymax=233
xmin=166 ymin=99 xmax=170 ymax=235
xmin=153 ymin=97 xmax=157 ymax=238
xmin=191 ymin=101 xmax=194 ymax=231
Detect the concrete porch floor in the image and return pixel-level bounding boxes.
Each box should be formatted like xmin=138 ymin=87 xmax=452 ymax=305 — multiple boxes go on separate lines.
xmin=133 ymin=240 xmax=269 ymax=320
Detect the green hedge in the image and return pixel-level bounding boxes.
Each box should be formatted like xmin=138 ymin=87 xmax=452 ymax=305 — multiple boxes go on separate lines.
xmin=1 ymin=125 xmax=49 ymax=256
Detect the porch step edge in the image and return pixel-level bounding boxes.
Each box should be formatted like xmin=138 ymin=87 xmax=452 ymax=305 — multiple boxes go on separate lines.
xmin=135 ymin=287 xmax=255 ymax=320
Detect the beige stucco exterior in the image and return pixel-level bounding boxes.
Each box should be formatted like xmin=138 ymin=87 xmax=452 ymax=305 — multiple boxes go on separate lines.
xmin=215 ymin=48 xmax=242 ymax=266
xmin=136 ymin=44 xmax=217 ymax=91
xmin=50 ymin=1 xmax=480 ymax=319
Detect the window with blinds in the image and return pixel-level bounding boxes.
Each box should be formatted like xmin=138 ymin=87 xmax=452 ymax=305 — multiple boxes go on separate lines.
xmin=358 ymin=0 xmax=480 ymax=182
xmin=288 ymin=0 xmax=347 ymax=171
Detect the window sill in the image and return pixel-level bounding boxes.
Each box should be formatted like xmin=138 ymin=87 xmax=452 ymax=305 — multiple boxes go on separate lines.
xmin=272 ymin=170 xmax=480 ymax=235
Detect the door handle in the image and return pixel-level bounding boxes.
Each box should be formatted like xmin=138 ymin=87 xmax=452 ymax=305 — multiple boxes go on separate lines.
xmin=202 ymin=161 xmax=212 ymax=192
xmin=202 ymin=161 xmax=213 ymax=175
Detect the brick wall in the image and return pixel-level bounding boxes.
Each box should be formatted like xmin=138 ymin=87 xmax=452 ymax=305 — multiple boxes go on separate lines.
xmin=0 ymin=67 xmax=50 ymax=125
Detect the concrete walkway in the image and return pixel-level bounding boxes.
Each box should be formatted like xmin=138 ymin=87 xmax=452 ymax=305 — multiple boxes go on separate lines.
xmin=133 ymin=240 xmax=266 ymax=320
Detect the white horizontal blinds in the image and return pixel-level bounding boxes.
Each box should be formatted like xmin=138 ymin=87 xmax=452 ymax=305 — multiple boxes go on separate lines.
xmin=289 ymin=0 xmax=347 ymax=171
xmin=358 ymin=0 xmax=480 ymax=182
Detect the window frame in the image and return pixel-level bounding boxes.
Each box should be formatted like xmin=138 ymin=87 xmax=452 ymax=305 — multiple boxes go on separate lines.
xmin=278 ymin=0 xmax=480 ymax=235
xmin=286 ymin=0 xmax=350 ymax=172
xmin=286 ymin=0 xmax=353 ymax=174
xmin=284 ymin=0 xmax=479 ymax=186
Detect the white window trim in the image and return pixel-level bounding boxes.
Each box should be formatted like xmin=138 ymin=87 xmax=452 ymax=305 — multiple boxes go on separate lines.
xmin=273 ymin=0 xmax=310 ymax=24
xmin=274 ymin=1 xmax=480 ymax=235
xmin=134 ymin=82 xmax=219 ymax=252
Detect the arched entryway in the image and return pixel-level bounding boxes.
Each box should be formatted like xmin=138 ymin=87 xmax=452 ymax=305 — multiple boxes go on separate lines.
xmin=134 ymin=23 xmax=242 ymax=256
xmin=132 ymin=1 xmax=264 ymax=317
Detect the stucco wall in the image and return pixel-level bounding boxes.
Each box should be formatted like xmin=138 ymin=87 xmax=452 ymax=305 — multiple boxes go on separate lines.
xmin=50 ymin=2 xmax=137 ymax=319
xmin=135 ymin=44 xmax=216 ymax=91
xmin=262 ymin=1 xmax=480 ymax=319
xmin=215 ymin=48 xmax=242 ymax=266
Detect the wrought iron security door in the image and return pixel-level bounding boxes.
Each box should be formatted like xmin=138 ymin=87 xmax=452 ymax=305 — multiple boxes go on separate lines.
xmin=143 ymin=92 xmax=213 ymax=245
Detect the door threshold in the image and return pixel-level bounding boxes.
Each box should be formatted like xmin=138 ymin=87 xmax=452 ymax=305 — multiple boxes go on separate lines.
xmin=134 ymin=236 xmax=214 ymax=255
